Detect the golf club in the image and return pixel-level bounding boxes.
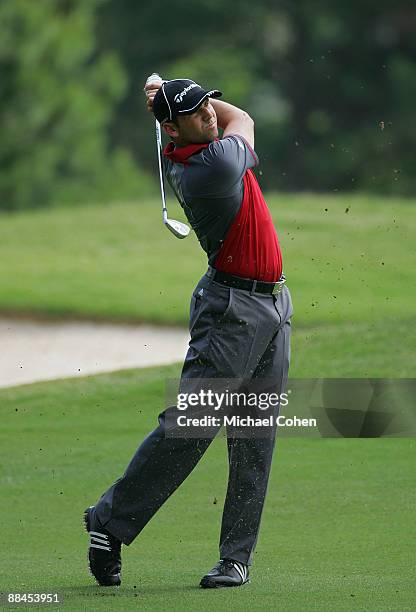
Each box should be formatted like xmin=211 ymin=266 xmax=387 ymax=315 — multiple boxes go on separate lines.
xmin=146 ymin=73 xmax=190 ymax=239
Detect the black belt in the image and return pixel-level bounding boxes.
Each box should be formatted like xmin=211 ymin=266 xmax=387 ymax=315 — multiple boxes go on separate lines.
xmin=207 ymin=267 xmax=286 ymax=296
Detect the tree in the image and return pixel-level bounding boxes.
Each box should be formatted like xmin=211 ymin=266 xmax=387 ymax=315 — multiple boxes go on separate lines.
xmin=0 ymin=0 xmax=152 ymax=211
xmin=96 ymin=0 xmax=416 ymax=196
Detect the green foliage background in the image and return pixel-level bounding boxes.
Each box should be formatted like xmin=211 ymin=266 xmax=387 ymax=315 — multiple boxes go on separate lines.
xmin=96 ymin=0 xmax=416 ymax=195
xmin=1 ymin=0 xmax=415 ymax=210
xmin=0 ymin=0 xmax=153 ymax=210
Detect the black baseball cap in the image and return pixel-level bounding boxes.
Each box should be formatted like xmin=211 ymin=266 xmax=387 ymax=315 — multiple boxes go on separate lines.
xmin=153 ymin=79 xmax=222 ymax=124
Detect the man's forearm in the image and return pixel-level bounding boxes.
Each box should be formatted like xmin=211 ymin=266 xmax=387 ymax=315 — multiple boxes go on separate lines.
xmin=210 ymin=99 xmax=252 ymax=130
xmin=210 ymin=99 xmax=254 ymax=147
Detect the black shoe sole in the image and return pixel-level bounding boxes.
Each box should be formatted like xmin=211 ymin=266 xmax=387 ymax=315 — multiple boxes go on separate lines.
xmin=83 ymin=507 xmax=91 ymax=534
xmin=200 ymin=577 xmax=250 ymax=589
xmin=84 ymin=506 xmax=121 ymax=587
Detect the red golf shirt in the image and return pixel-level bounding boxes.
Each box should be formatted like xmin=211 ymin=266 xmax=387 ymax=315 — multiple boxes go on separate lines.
xmin=163 ymin=135 xmax=282 ymax=282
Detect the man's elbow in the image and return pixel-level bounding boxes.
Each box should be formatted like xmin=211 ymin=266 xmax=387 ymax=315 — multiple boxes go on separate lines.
xmin=240 ymin=112 xmax=255 ymax=147
xmin=242 ymin=111 xmax=254 ymax=127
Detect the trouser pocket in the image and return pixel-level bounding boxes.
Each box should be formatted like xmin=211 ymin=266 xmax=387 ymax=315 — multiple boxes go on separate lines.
xmin=273 ymin=285 xmax=293 ymax=326
xmin=191 ymin=283 xmax=234 ymax=326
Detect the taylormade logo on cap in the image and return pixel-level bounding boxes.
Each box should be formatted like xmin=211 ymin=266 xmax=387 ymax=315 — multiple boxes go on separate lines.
xmin=174 ymin=83 xmax=199 ymax=104
xmin=152 ymin=78 xmax=222 ymax=123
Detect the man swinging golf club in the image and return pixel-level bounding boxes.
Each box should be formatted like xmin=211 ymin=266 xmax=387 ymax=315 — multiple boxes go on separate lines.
xmin=84 ymin=74 xmax=293 ymax=588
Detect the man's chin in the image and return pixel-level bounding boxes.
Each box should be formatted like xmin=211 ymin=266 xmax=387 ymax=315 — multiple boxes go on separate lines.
xmin=206 ymin=128 xmax=219 ymax=142
xmin=188 ymin=128 xmax=218 ymax=144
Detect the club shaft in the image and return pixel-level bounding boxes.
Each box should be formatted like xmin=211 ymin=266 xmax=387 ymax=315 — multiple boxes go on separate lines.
xmin=148 ymin=73 xmax=189 ymax=237
xmin=155 ymin=119 xmax=168 ymax=222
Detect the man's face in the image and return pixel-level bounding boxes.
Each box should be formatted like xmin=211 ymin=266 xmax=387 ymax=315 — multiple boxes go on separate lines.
xmin=165 ymin=98 xmax=218 ymax=145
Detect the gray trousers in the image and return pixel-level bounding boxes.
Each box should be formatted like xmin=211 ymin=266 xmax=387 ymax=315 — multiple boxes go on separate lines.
xmin=95 ymin=272 xmax=293 ymax=566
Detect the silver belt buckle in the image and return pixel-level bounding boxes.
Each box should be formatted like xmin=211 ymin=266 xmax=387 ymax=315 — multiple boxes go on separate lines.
xmin=272 ymin=276 xmax=286 ymax=295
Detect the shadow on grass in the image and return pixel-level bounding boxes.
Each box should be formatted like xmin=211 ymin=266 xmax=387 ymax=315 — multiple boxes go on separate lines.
xmin=60 ymin=584 xmax=201 ymax=598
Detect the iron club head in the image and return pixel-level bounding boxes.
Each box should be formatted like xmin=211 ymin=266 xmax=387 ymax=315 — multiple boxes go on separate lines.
xmin=164 ymin=218 xmax=191 ymax=239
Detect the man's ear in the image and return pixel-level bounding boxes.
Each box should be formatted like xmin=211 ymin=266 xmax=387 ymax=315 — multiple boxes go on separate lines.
xmin=162 ymin=121 xmax=180 ymax=139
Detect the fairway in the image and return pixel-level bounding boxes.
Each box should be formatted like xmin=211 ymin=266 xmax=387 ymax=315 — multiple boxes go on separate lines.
xmin=1 ymin=193 xmax=414 ymax=609
xmin=0 ymin=193 xmax=415 ymax=327
xmin=1 ymin=193 xmax=415 ymax=378
xmin=1 ymin=367 xmax=415 ymax=611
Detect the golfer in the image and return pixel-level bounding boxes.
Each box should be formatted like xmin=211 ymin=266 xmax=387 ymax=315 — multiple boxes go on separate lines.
xmin=84 ymin=77 xmax=293 ymax=588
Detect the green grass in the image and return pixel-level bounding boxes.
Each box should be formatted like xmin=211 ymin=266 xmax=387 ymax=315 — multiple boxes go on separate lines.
xmin=1 ymin=366 xmax=415 ymax=611
xmin=1 ymin=193 xmax=415 ymax=376
xmin=0 ymin=193 xmax=415 ymax=327
xmin=291 ymin=318 xmax=416 ymax=377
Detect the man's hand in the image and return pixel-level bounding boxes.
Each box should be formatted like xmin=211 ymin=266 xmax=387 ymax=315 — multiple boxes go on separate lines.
xmin=143 ymin=73 xmax=163 ymax=113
